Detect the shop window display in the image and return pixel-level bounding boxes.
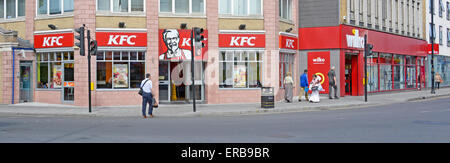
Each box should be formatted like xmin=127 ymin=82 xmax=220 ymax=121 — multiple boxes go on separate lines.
xmin=96 ymin=51 xmax=145 ymax=89
xmin=36 ymin=52 xmax=74 ymax=89
xmin=219 ymin=50 xmax=263 ymax=88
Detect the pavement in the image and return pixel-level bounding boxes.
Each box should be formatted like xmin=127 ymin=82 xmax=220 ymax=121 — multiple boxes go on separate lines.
xmin=1 ymin=87 xmax=450 ymax=118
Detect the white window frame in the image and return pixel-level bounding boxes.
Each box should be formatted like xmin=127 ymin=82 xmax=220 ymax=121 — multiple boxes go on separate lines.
xmin=219 ymin=0 xmax=264 ymax=18
xmin=0 ymin=0 xmax=25 ymax=20
xmin=219 ymin=49 xmax=264 ymax=89
xmin=279 ymin=0 xmax=292 ymax=21
xmin=96 ymin=0 xmax=146 ymax=14
xmin=158 ymin=0 xmax=206 ymax=16
xmin=36 ymin=0 xmax=75 ymax=17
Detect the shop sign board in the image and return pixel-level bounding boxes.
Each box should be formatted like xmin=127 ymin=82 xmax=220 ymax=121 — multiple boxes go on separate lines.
xmin=279 ymin=35 xmax=298 ymax=50
xmin=159 ymin=29 xmax=208 ymax=61
xmin=308 ymin=51 xmax=331 ymax=94
xmin=219 ymin=33 xmax=265 ymax=48
xmin=34 ymin=33 xmax=74 ymax=49
xmin=96 ymin=32 xmax=147 ymax=47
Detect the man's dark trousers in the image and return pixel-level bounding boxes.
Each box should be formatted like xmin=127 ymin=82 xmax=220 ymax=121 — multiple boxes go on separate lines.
xmin=329 ymin=83 xmax=338 ymax=98
xmin=142 ymin=92 xmax=154 ymax=116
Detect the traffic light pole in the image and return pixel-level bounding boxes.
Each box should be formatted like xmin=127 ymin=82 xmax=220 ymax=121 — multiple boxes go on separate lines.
xmin=87 ymin=29 xmax=92 ymax=113
xmin=364 ymin=35 xmax=368 ymax=102
xmin=431 ymin=0 xmax=436 ymax=94
xmin=191 ymin=29 xmax=196 ymax=112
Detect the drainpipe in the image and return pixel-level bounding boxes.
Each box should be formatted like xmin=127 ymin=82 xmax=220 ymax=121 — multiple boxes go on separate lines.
xmin=10 ymin=47 xmax=34 ymax=104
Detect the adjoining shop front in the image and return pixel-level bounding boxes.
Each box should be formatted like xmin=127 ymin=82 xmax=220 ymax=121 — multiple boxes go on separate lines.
xmin=299 ymin=25 xmax=427 ymax=97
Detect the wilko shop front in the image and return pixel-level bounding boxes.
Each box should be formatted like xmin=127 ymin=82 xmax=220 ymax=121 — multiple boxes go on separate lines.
xmin=34 ymin=30 xmax=76 ymax=104
xmin=158 ymin=29 xmax=208 ymax=103
xmin=299 ymin=25 xmax=427 ymax=97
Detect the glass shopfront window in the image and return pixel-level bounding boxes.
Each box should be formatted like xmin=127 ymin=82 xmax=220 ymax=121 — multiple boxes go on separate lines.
xmin=393 ymin=54 xmax=405 ymax=90
xmin=379 ymin=53 xmax=392 ymax=91
xmin=36 ymin=52 xmax=74 ymax=89
xmin=367 ymin=53 xmax=379 ymax=92
xmin=279 ymin=53 xmax=294 ymax=88
xmin=406 ymin=56 xmax=417 ymax=88
xmin=96 ymin=51 xmax=145 ymax=89
xmin=219 ymin=50 xmax=263 ymax=88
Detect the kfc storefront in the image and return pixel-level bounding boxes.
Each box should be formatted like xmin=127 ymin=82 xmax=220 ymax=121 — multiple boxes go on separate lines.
xmin=279 ymin=32 xmax=298 ymax=89
xmin=158 ymin=29 xmax=208 ymax=103
xmin=215 ymin=31 xmax=266 ymax=103
xmin=34 ymin=30 xmax=76 ymax=104
xmin=299 ymin=25 xmax=427 ymax=97
xmin=94 ymin=29 xmax=148 ymax=106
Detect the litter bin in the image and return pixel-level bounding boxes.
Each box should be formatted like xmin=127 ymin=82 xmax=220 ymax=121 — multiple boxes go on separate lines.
xmin=261 ymin=87 xmax=274 ymax=108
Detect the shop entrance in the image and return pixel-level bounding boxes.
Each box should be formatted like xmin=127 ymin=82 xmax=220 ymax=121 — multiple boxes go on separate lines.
xmin=62 ymin=62 xmax=74 ymax=102
xmin=19 ymin=61 xmax=33 ymax=103
xmin=159 ymin=61 xmax=204 ymax=103
xmin=345 ymin=52 xmax=359 ymax=96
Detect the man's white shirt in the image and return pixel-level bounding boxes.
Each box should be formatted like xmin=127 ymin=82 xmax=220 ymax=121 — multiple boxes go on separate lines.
xmin=141 ymin=78 xmax=152 ymax=93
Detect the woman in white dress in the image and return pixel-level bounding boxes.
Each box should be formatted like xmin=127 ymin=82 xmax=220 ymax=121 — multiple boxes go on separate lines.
xmin=309 ymin=75 xmax=322 ymax=103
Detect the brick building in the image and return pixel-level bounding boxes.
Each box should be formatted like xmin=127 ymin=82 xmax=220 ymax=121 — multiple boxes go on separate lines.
xmin=0 ymin=0 xmax=299 ymax=106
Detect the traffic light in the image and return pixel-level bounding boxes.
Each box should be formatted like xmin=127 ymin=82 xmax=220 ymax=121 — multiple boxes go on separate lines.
xmin=366 ymin=44 xmax=373 ymax=56
xmin=89 ymin=40 xmax=98 ymax=56
xmin=193 ymin=27 xmax=205 ymax=48
xmin=75 ymin=26 xmax=85 ymax=56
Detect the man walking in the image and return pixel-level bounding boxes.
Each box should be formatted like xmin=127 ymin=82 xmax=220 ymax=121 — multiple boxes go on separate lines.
xmin=328 ymin=66 xmax=339 ymax=99
xmin=299 ymin=69 xmax=309 ymax=102
xmin=141 ymin=73 xmax=154 ymax=118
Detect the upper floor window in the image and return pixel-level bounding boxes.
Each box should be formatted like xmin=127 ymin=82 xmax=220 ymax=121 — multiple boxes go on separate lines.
xmin=447 ymin=1 xmax=450 ymax=20
xmin=219 ymin=0 xmax=263 ymax=17
xmin=0 ymin=0 xmax=25 ymax=19
xmin=279 ymin=0 xmax=292 ymax=21
xmin=37 ymin=0 xmax=74 ymax=16
xmin=159 ymin=0 xmax=205 ymax=15
xmin=439 ymin=0 xmax=443 ymax=17
xmin=97 ymin=0 xmax=145 ymax=13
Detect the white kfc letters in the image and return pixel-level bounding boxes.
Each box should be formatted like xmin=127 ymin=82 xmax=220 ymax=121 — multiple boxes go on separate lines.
xmin=42 ymin=36 xmax=64 ymax=47
xmin=230 ymin=37 xmax=256 ymax=47
xmin=107 ymin=35 xmax=137 ymax=45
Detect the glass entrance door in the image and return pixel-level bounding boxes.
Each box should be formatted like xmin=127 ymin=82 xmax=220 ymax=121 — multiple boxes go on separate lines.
xmin=19 ymin=61 xmax=33 ymax=103
xmin=63 ymin=63 xmax=74 ymax=102
xmin=159 ymin=61 xmax=170 ymax=101
xmin=159 ymin=61 xmax=204 ymax=103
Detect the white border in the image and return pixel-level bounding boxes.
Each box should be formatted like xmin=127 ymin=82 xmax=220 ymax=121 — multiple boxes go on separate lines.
xmin=96 ymin=28 xmax=147 ymax=32
xmin=35 ymin=47 xmax=74 ymax=52
xmin=34 ymin=29 xmax=74 ymax=35
xmin=219 ymin=30 xmax=266 ymax=34
xmin=279 ymin=31 xmax=298 ymax=37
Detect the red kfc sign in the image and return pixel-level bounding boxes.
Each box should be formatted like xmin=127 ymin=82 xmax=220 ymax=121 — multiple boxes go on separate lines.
xmin=96 ymin=32 xmax=147 ymax=47
xmin=34 ymin=33 xmax=74 ymax=49
xmin=219 ymin=34 xmax=265 ymax=48
xmin=308 ymin=51 xmax=331 ymax=94
xmin=159 ymin=29 xmax=208 ymax=61
xmin=279 ymin=35 xmax=298 ymax=50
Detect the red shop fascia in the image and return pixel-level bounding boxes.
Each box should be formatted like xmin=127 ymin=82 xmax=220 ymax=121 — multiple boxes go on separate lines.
xmin=299 ymin=24 xmax=428 ymax=97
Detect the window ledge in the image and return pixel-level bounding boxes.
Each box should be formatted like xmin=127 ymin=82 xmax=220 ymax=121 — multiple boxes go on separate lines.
xmin=219 ymin=15 xmax=264 ymax=20
xmin=96 ymin=12 xmax=146 ymax=17
xmin=0 ymin=17 xmax=26 ymax=23
xmin=279 ymin=18 xmax=294 ymax=25
xmin=35 ymin=13 xmax=74 ymax=20
xmin=158 ymin=13 xmax=207 ymax=18
xmin=218 ymin=88 xmax=262 ymax=90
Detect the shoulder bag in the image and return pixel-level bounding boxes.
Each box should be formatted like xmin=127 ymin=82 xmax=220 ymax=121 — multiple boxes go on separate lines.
xmin=138 ymin=79 xmax=149 ymax=96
